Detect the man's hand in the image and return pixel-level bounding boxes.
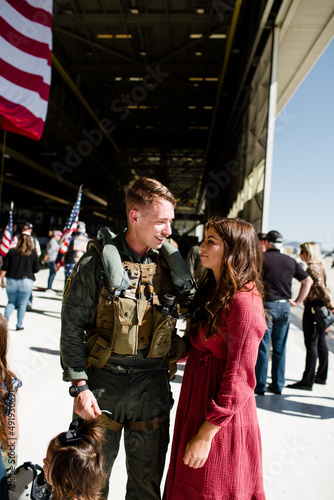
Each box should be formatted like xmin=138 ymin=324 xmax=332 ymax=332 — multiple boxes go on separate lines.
xmin=73 ymin=389 xmax=101 ymax=419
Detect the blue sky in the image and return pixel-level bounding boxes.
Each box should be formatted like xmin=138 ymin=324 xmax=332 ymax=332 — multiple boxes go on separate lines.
xmin=269 ymin=38 xmax=334 ymax=249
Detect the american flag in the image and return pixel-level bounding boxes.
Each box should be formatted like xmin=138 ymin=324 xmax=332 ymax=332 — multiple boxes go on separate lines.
xmin=0 ymin=208 xmax=13 ymax=256
xmin=58 ymin=185 xmax=83 ymax=256
xmin=0 ymin=0 xmax=52 ymax=141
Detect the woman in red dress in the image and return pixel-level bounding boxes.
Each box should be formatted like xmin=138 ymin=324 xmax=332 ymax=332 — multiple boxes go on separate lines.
xmin=164 ymin=217 xmax=267 ymax=500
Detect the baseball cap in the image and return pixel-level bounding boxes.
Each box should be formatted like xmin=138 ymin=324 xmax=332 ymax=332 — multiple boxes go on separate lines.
xmin=266 ymin=230 xmax=283 ymax=244
xmin=23 ymin=222 xmax=33 ymax=229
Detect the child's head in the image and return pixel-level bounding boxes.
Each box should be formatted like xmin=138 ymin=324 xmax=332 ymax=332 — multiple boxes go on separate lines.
xmin=44 ymin=418 xmax=106 ymax=500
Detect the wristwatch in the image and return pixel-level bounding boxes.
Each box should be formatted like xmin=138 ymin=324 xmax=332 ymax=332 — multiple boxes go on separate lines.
xmin=69 ymin=384 xmax=89 ymax=397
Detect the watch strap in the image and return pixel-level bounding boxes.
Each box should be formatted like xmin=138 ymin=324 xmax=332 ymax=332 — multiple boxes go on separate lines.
xmin=69 ymin=383 xmax=89 ymax=397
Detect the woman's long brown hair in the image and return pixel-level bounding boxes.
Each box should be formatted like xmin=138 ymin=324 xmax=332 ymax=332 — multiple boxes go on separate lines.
xmin=190 ymin=217 xmax=264 ymax=338
xmin=0 ymin=314 xmax=16 ymax=449
xmin=16 ymin=233 xmax=34 ymax=257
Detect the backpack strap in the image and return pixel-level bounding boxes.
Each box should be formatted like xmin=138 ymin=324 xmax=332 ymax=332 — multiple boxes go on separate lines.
xmin=161 ymin=239 xmax=195 ymax=294
xmin=94 ymin=227 xmax=131 ymax=296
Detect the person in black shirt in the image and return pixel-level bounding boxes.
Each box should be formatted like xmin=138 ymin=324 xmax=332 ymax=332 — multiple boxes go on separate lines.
xmin=255 ymin=231 xmax=312 ymax=395
xmin=0 ymin=234 xmax=39 ymax=330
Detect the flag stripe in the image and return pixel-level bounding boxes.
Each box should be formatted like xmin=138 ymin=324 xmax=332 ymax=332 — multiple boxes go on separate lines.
xmin=4 ymin=0 xmax=52 ymax=28
xmin=0 ymin=77 xmax=48 ymax=119
xmin=0 ymin=210 xmax=14 ymax=257
xmin=0 ymin=17 xmax=51 ymax=62
xmin=0 ymin=37 xmax=51 ymax=85
xmin=25 ymin=0 xmax=52 ymax=10
xmin=0 ymin=0 xmax=52 ymax=140
xmin=0 ymin=97 xmax=45 ymax=140
xmin=0 ymin=59 xmax=50 ymax=100
xmin=59 ymin=187 xmax=83 ymax=255
xmin=1 ymin=0 xmax=52 ymax=47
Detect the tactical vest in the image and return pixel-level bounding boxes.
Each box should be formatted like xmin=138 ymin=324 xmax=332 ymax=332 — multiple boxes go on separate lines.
xmin=86 ymin=252 xmax=178 ymax=369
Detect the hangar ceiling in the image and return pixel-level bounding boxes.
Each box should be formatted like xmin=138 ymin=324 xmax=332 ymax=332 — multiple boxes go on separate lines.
xmin=0 ymin=0 xmax=333 ymax=236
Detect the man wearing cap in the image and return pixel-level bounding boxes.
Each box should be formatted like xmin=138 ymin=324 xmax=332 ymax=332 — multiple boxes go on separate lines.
xmin=21 ymin=222 xmax=41 ymax=257
xmin=257 ymin=232 xmax=267 ymax=253
xmin=61 ymin=221 xmax=90 ymax=285
xmin=255 ymin=230 xmax=313 ymax=395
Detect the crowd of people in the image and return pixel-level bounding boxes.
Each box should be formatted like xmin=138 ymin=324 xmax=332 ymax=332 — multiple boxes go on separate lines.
xmin=0 ymin=177 xmax=332 ymax=500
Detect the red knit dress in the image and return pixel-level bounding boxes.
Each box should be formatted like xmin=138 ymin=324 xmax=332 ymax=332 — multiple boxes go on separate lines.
xmin=164 ymin=288 xmax=266 ymax=500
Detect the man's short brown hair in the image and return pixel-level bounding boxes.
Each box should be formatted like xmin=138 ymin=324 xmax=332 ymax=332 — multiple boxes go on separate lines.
xmin=126 ymin=177 xmax=176 ymax=214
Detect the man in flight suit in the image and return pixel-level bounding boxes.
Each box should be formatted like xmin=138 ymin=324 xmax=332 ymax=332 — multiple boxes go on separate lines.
xmin=60 ymin=177 xmax=192 ymax=499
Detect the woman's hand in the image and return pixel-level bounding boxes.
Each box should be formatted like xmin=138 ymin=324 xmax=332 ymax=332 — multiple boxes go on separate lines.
xmin=183 ymin=419 xmax=220 ymax=469
xmin=183 ymin=434 xmax=212 ymax=468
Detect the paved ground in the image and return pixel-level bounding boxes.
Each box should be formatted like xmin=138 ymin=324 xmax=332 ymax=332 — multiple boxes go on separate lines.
xmin=1 ymin=259 xmax=334 ymax=500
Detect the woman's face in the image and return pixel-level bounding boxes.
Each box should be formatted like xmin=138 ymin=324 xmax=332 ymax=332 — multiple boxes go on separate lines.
xmin=300 ymin=248 xmax=308 ymax=262
xmin=199 ymin=226 xmax=225 ymax=280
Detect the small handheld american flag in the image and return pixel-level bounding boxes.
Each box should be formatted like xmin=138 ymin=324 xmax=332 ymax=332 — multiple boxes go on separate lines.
xmin=58 ymin=185 xmax=83 ymax=256
xmin=0 ymin=204 xmax=13 ymax=257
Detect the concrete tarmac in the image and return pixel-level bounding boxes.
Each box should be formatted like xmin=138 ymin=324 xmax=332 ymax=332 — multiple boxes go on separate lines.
xmin=1 ymin=261 xmax=334 ymax=500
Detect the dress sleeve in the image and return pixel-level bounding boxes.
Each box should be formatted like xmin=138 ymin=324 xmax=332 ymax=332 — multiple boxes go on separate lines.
xmin=205 ymin=291 xmax=265 ymax=427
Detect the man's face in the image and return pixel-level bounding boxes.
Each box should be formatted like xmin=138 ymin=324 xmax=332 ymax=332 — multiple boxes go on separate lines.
xmin=132 ymin=198 xmax=174 ymax=253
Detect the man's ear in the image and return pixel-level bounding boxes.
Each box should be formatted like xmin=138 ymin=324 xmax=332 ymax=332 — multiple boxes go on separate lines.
xmin=129 ymin=209 xmax=139 ymax=224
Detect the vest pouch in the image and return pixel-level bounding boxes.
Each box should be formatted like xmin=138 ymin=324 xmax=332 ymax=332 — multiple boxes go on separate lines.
xmin=85 ymin=334 xmax=113 ymax=369
xmin=147 ymin=307 xmax=176 ymax=358
xmin=112 ymin=296 xmax=147 ymax=355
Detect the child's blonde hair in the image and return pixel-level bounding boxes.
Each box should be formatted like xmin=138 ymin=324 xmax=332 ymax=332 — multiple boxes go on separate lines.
xmin=46 ymin=418 xmax=106 ymax=500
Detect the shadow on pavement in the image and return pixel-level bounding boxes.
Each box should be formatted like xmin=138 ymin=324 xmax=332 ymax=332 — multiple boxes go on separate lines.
xmin=255 ymin=393 xmax=334 ymax=420
xmin=30 ymin=346 xmax=60 ymax=356
xmin=26 ymin=308 xmax=61 ymax=319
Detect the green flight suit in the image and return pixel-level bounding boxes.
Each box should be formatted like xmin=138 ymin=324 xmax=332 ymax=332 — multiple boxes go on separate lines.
xmin=60 ymin=231 xmax=182 ymax=500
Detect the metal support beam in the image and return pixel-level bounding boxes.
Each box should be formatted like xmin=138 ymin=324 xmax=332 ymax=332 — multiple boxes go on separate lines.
xmin=53 ymin=13 xmax=224 ymax=27
xmin=53 ymin=28 xmax=143 ymax=68
xmin=205 ymin=0 xmax=243 ymax=156
xmin=3 ymin=178 xmax=72 ymax=205
xmin=262 ymin=27 xmax=280 ymax=232
xmin=0 ymin=144 xmax=107 ymax=207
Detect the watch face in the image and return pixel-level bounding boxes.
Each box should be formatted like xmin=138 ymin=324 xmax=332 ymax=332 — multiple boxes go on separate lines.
xmin=69 ymin=385 xmax=78 ymax=397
